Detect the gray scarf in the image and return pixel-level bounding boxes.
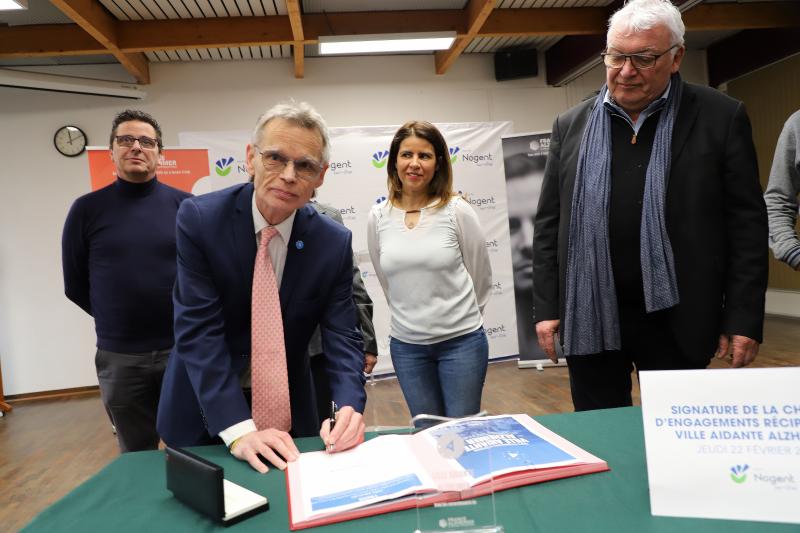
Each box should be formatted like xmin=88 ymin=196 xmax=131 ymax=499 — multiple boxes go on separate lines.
xmin=563 ymin=73 xmax=682 ymax=356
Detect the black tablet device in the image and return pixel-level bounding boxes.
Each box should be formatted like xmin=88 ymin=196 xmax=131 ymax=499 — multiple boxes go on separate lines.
xmin=165 ymin=446 xmax=269 ymax=526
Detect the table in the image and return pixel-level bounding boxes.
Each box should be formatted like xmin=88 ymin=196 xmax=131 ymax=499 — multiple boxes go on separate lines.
xmin=23 ymin=407 xmax=797 ymax=532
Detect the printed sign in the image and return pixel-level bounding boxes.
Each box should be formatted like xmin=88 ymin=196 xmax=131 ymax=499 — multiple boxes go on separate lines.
xmin=87 ymin=147 xmax=210 ymax=193
xmin=640 ymin=367 xmax=800 ymax=525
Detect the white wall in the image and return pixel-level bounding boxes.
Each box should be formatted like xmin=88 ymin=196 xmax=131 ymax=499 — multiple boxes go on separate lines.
xmin=0 ymin=49 xmax=714 ymax=395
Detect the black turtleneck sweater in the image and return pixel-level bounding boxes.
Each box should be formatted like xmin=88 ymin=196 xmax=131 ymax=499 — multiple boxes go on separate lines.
xmin=62 ymin=177 xmax=191 ymax=353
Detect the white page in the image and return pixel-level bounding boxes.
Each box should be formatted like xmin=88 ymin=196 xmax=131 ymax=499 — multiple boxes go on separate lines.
xmin=294 ymin=434 xmax=438 ymax=519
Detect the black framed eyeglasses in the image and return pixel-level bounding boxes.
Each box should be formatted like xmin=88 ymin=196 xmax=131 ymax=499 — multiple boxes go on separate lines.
xmin=114 ymin=135 xmax=160 ymax=150
xmin=254 ymin=147 xmax=323 ymax=181
xmin=601 ymin=44 xmax=680 ymax=70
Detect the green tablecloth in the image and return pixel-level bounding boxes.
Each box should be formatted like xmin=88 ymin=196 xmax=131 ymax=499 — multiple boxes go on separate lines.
xmin=23 ymin=407 xmax=797 ymax=532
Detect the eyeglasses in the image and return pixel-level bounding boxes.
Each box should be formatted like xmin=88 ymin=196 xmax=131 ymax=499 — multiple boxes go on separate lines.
xmin=601 ymin=44 xmax=679 ymax=70
xmin=114 ymin=135 xmax=160 ymax=150
xmin=254 ymin=147 xmax=323 ymax=181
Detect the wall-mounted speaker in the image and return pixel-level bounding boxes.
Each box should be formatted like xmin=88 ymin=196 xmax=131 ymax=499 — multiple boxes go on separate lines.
xmin=494 ymin=49 xmax=539 ymax=82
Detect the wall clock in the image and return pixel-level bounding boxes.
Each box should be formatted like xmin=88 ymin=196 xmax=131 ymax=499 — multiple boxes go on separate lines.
xmin=54 ymin=125 xmax=88 ymax=157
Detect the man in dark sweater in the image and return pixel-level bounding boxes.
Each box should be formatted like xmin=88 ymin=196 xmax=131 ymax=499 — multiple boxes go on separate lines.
xmin=62 ymin=110 xmax=191 ymax=452
xmin=532 ymin=0 xmax=767 ymax=410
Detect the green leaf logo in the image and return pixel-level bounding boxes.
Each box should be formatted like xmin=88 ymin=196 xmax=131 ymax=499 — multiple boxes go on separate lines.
xmin=730 ymin=464 xmax=748 ymax=484
xmin=449 ymin=146 xmax=460 ymax=164
xmin=372 ymin=150 xmax=389 ymax=169
xmin=215 ymin=156 xmax=234 ymax=176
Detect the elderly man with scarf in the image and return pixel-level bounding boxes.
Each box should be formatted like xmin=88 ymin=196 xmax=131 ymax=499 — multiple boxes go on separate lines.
xmin=532 ymin=0 xmax=768 ymax=411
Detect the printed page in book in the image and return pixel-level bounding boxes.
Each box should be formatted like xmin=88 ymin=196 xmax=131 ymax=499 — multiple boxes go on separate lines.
xmin=287 ymin=414 xmax=609 ymax=529
xmin=287 ymin=434 xmax=440 ymax=521
xmin=415 ymin=414 xmax=586 ymax=486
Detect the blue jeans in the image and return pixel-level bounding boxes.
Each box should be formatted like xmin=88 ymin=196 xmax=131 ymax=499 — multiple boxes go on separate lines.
xmin=390 ymin=328 xmax=489 ymax=426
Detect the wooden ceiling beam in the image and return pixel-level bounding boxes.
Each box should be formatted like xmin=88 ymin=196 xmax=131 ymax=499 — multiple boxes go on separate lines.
xmin=481 ymin=7 xmax=608 ymax=37
xmin=0 ymin=24 xmax=104 ymax=57
xmin=683 ymin=2 xmax=800 ymax=31
xmin=435 ymin=0 xmax=496 ymax=75
xmin=116 ymin=16 xmax=293 ymax=51
xmin=48 ymin=0 xmax=149 ymax=83
xmin=286 ymin=0 xmax=304 ymax=78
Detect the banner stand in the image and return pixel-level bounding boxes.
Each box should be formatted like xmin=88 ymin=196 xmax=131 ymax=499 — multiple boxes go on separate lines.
xmin=517 ymin=358 xmax=566 ymax=371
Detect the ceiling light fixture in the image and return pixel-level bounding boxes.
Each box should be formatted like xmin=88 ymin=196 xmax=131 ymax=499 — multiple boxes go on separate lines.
xmin=318 ymin=32 xmax=456 ymax=55
xmin=0 ymin=0 xmax=27 ymax=10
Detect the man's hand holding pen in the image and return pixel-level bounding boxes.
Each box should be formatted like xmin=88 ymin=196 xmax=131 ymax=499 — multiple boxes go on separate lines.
xmin=320 ymin=402 xmax=365 ymax=453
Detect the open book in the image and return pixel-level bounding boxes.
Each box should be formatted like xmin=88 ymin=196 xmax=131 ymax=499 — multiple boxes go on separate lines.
xmin=286 ymin=414 xmax=608 ymax=530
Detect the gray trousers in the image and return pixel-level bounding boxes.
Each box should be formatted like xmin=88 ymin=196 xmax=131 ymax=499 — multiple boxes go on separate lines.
xmin=95 ymin=348 xmax=170 ymax=452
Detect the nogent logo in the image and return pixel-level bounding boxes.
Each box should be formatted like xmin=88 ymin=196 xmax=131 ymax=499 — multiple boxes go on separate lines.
xmin=329 ymin=160 xmax=353 ymax=175
xmin=375 ymin=195 xmax=387 ymax=204
xmin=461 ymin=151 xmax=494 ymax=166
xmin=215 ymin=156 xmax=235 ymax=176
xmin=730 ymin=464 xmax=749 ymax=484
xmin=728 ymin=464 xmax=798 ymax=490
xmin=470 ymin=196 xmax=496 ymax=208
xmin=338 ymin=205 xmax=357 ymax=219
xmin=458 ymin=190 xmax=497 ymax=210
xmin=449 ymin=146 xmax=460 ymax=164
xmin=485 ymin=239 xmax=499 ymax=252
xmin=485 ymin=324 xmax=507 ymax=338
xmin=372 ymin=150 xmax=389 ymax=169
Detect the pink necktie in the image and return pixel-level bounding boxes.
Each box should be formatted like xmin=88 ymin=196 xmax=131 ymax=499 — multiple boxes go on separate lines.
xmin=251 ymin=227 xmax=291 ymax=431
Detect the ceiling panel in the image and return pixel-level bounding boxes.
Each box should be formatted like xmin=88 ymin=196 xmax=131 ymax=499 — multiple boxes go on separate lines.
xmin=160 ymin=0 xmax=190 ymax=18
xmin=302 ymin=0 xmax=466 ymax=12
xmin=468 ymin=35 xmax=561 ymax=54
xmin=142 ymin=44 xmax=291 ymax=61
xmin=497 ymin=0 xmax=614 ymax=7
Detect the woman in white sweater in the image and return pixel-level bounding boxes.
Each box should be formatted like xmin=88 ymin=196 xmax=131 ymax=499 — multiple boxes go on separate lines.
xmin=367 ymin=121 xmax=492 ymax=425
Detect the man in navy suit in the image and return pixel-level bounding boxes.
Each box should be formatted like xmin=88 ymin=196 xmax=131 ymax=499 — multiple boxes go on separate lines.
xmin=157 ymin=101 xmax=366 ymax=473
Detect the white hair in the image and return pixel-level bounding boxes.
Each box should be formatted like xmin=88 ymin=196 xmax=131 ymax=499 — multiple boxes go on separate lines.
xmin=251 ymin=100 xmax=331 ymax=163
xmin=608 ymin=0 xmax=685 ymax=50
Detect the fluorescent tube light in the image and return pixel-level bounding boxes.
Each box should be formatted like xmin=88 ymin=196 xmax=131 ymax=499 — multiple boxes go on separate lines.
xmin=319 ymin=32 xmax=456 ymax=55
xmin=0 ymin=0 xmax=27 ymax=9
xmin=0 ymin=69 xmax=146 ymax=100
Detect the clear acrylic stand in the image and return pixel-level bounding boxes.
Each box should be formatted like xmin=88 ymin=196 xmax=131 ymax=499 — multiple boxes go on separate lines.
xmin=411 ymin=413 xmax=504 ymax=533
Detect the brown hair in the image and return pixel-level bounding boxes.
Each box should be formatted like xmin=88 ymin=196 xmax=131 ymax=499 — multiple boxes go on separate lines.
xmin=387 ymin=120 xmax=454 ymax=209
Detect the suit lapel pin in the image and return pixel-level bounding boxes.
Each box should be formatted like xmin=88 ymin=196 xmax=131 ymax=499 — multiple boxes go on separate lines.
xmin=295 ymin=240 xmax=304 ymax=250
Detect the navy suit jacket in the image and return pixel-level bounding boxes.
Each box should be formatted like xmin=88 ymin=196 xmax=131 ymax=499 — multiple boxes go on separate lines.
xmin=532 ymin=82 xmax=768 ymax=365
xmin=157 ymin=183 xmax=366 ymax=446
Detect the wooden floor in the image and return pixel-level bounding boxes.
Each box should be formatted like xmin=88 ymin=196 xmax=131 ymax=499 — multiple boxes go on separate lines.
xmin=2 ymin=316 xmax=798 ymax=532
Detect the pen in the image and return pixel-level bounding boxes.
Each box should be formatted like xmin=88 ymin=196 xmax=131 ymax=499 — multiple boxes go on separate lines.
xmin=327 ymin=401 xmax=337 ymax=452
